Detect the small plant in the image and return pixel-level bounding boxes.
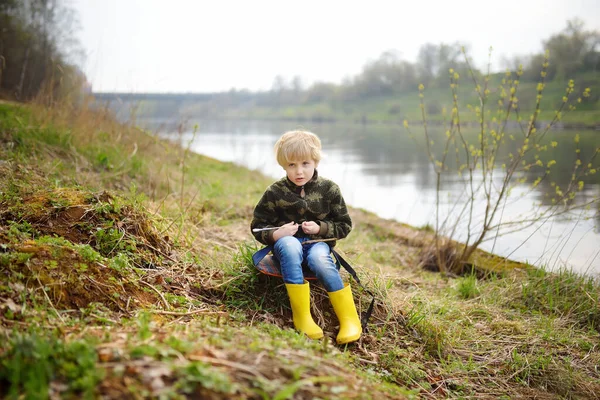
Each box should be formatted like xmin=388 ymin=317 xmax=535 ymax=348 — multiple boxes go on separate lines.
xmin=136 ymin=311 xmax=153 ymax=340
xmin=221 ymin=242 xmax=276 ymax=311
xmin=0 ymin=252 xmax=33 ymax=268
xmin=74 ymin=244 xmax=102 ymax=263
xmin=107 ymin=252 xmax=132 ymax=273
xmin=6 ymin=221 xmax=36 ymax=241
xmin=378 ymin=348 xmax=428 ymax=386
xmin=94 ymin=227 xmax=131 ymax=256
xmin=174 ymin=361 xmax=239 ymax=397
xmin=0 ymin=330 xmax=103 ymax=399
xmin=94 ymin=226 xmax=120 ymax=253
xmin=457 ymin=274 xmax=480 ymax=299
xmin=92 ymin=198 xmax=122 ymax=215
xmin=406 ymin=303 xmax=448 ymax=357
xmin=508 ymin=348 xmax=553 ymax=386
xmin=405 ymin=49 xmax=599 ymax=273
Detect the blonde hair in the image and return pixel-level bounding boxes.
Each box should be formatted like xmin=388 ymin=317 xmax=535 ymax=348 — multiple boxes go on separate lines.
xmin=274 ymin=130 xmax=322 ymax=167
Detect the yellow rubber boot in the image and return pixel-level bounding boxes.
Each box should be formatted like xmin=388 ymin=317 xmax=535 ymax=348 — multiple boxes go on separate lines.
xmin=285 ymin=281 xmax=324 ymax=340
xmin=328 ymin=284 xmax=362 ymax=344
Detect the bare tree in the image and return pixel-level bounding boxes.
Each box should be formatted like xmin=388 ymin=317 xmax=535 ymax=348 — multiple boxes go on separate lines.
xmin=406 ymin=50 xmax=599 ymax=274
xmin=0 ymin=0 xmax=83 ymax=101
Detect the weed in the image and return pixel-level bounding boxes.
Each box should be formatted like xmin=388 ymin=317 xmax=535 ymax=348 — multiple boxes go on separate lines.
xmin=129 ymin=344 xmax=160 ymax=359
xmin=74 ymin=243 xmax=102 ymax=263
xmin=0 ymin=330 xmax=103 ymax=399
xmin=7 ymin=220 xmax=36 ymax=240
xmin=406 ymin=303 xmax=448 ymax=358
xmin=0 ymin=252 xmax=33 ymax=267
xmin=92 ymin=199 xmax=122 ymax=216
xmin=107 ymin=253 xmax=132 ymax=273
xmin=36 ymin=235 xmax=72 ymax=247
xmin=95 ymin=150 xmax=113 ymax=170
xmin=94 ymin=227 xmax=125 ymax=256
xmin=420 ymin=223 xmax=434 ymax=232
xmin=272 ymin=376 xmax=341 ymax=400
xmin=509 ymin=349 xmax=552 ymax=385
xmin=174 ymin=361 xmax=238 ymax=397
xmin=221 ymin=242 xmax=286 ymax=313
xmin=164 ymin=336 xmax=195 ymax=355
xmin=378 ymin=348 xmax=428 ymax=386
xmin=456 ymin=274 xmax=480 ymax=299
xmin=136 ymin=311 xmax=153 ymax=340
xmin=517 ymin=267 xmax=600 ymax=330
xmin=128 ymin=155 xmax=144 ymax=177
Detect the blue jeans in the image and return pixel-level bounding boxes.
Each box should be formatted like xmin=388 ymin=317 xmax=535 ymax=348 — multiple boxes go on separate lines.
xmin=273 ymin=236 xmax=344 ymax=292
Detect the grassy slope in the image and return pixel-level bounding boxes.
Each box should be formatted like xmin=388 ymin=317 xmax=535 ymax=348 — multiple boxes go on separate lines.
xmin=1 ymin=101 xmax=599 ymax=399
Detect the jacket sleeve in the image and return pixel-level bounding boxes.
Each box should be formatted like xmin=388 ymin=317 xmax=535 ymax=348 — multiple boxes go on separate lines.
xmin=250 ymin=188 xmax=278 ymax=245
xmin=318 ymin=182 xmax=352 ymax=240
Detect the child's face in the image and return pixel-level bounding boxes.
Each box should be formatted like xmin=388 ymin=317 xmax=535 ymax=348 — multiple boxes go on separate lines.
xmin=284 ymin=158 xmax=317 ymax=187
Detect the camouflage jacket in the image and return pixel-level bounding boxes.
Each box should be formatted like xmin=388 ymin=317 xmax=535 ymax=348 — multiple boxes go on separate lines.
xmin=250 ymin=170 xmax=352 ymax=246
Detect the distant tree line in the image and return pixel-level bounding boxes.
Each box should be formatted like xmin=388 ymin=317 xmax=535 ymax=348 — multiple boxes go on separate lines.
xmin=0 ymin=0 xmax=86 ymax=102
xmin=260 ymin=19 xmax=599 ymax=107
xmin=92 ymin=18 xmax=598 ymax=123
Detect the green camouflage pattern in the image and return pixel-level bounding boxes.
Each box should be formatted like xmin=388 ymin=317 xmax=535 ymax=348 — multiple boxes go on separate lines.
xmin=251 ymin=171 xmax=352 ymax=246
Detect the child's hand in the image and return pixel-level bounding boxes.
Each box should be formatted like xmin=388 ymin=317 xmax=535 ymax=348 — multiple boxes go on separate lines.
xmin=301 ymin=221 xmax=320 ymax=235
xmin=273 ymin=221 xmax=299 ymax=241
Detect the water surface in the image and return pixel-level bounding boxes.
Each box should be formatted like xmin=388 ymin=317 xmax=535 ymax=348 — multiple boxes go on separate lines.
xmin=152 ymin=119 xmax=600 ymax=277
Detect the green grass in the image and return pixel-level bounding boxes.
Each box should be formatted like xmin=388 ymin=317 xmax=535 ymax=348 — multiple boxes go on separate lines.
xmin=0 ymin=100 xmax=599 ymax=399
xmin=516 ymin=267 xmax=600 ymax=330
xmin=0 ymin=330 xmax=103 ymax=400
xmin=456 ymin=274 xmax=480 ymax=299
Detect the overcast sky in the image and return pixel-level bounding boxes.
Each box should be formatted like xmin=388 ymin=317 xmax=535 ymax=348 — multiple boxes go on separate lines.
xmin=72 ymin=0 xmax=600 ymax=93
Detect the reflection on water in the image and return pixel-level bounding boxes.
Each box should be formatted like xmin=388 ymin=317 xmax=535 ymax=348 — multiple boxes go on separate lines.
xmin=149 ymin=119 xmax=600 ymax=277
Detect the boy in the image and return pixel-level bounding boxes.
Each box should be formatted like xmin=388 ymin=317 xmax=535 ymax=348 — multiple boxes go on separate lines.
xmin=250 ymin=130 xmax=362 ymax=344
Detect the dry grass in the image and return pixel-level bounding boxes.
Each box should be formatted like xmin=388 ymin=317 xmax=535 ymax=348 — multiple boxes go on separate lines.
xmin=1 ymin=100 xmax=599 ymax=399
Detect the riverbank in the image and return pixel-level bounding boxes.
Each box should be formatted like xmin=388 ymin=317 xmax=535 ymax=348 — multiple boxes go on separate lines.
xmin=1 ymin=101 xmax=599 ymax=399
xmin=101 ymin=72 xmax=600 ymax=130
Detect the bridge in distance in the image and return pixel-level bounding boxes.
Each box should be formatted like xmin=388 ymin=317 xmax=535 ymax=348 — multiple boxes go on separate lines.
xmin=92 ymin=92 xmax=217 ymax=102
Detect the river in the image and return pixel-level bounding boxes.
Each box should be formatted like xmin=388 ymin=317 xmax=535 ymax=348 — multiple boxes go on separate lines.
xmin=150 ymin=119 xmax=600 ymax=277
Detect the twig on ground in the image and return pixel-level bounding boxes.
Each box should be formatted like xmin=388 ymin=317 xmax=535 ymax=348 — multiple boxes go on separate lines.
xmin=139 ymin=280 xmax=170 ymax=311
xmin=151 ymin=309 xmax=228 ymax=317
